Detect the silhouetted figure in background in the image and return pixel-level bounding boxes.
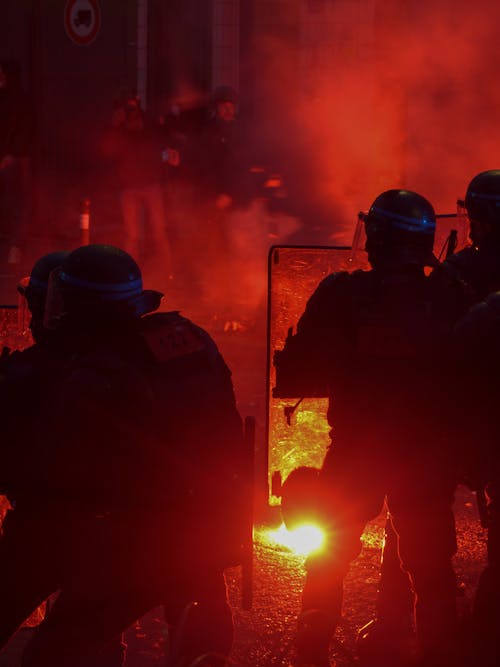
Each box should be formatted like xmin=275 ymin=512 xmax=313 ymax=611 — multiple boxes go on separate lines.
xmin=156 ymin=99 xmax=206 ymax=296
xmin=275 ymin=190 xmax=465 ymax=667
xmin=1 ymin=244 xmax=247 ymax=667
xmin=0 ymin=60 xmax=33 ymax=264
xmin=189 ymin=86 xmax=254 ymax=319
xmin=104 ymin=96 xmax=173 ymax=282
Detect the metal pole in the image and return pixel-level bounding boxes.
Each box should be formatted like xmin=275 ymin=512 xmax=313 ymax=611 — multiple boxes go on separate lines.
xmin=137 ymin=0 xmax=148 ymax=108
xmin=79 ymin=197 xmax=91 ymax=245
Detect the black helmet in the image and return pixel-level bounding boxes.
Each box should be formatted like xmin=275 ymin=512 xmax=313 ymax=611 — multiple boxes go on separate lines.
xmin=16 ymin=250 xmax=69 ymax=342
xmin=211 ymin=85 xmax=239 ymax=106
xmin=464 ymin=170 xmax=500 ymax=227
xmin=18 ymin=250 xmax=70 ymax=318
xmin=50 ymin=245 xmax=162 ymax=325
xmin=363 ymin=189 xmax=437 ymax=268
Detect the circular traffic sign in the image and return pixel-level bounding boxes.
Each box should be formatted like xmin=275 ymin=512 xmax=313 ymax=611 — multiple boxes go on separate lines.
xmin=64 ymin=0 xmax=101 ymax=46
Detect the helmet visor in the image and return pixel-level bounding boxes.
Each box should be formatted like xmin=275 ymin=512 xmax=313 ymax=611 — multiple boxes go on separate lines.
xmin=43 ymin=266 xmax=163 ymax=328
xmin=43 ymin=267 xmax=66 ymax=330
xmin=457 ymin=197 xmax=473 ymax=245
xmin=16 ymin=276 xmax=30 ymax=335
xmin=349 ymin=212 xmax=368 ymax=264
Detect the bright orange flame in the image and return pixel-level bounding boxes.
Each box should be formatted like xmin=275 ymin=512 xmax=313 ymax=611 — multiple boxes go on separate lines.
xmin=266 ymin=521 xmax=326 ymax=556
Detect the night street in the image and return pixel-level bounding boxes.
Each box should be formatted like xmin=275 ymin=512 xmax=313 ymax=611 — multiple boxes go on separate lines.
xmin=1 ymin=1 xmax=499 ymax=665
xmin=0 ymin=261 xmax=490 ymax=667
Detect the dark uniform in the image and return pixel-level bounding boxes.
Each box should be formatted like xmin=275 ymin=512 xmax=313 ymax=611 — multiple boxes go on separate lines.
xmin=441 ymin=243 xmax=500 ymax=300
xmin=0 ymin=252 xmax=126 ymax=667
xmin=353 ymin=170 xmax=500 ymax=664
xmin=437 ymin=170 xmax=500 ymax=303
xmin=1 ymin=245 xmax=247 ymax=667
xmin=0 ymin=253 xmax=128 ymax=663
xmin=442 ymin=171 xmax=500 ymax=666
xmin=276 ymin=190 xmax=464 ymax=667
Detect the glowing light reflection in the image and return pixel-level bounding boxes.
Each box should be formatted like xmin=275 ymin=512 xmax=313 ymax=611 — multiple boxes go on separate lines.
xmin=266 ymin=521 xmax=325 ymax=556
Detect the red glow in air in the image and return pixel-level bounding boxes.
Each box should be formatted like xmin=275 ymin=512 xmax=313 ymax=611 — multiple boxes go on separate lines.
xmin=252 ymin=1 xmax=500 ymax=244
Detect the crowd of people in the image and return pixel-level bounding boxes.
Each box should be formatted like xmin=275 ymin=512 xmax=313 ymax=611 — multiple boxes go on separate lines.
xmin=1 ymin=74 xmax=294 ymax=328
xmin=0 ymin=170 xmax=498 ymax=667
xmin=100 ymin=86 xmax=288 ymax=327
xmin=3 ymin=64 xmax=500 ymax=667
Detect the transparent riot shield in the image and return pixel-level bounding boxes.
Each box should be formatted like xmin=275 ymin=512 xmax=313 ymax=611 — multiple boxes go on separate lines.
xmin=0 ymin=306 xmax=38 ymax=622
xmin=265 ymin=245 xmax=369 ymax=510
xmin=0 ymin=305 xmax=33 ymax=354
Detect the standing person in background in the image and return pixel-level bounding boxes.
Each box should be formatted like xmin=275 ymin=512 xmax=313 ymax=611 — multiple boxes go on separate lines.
xmin=190 ymin=86 xmax=254 ymax=321
xmin=155 ymin=98 xmax=203 ymax=295
xmin=0 ymin=59 xmax=33 ymax=265
xmin=196 ymin=86 xmax=251 ymax=212
xmin=104 ymin=96 xmax=174 ymax=285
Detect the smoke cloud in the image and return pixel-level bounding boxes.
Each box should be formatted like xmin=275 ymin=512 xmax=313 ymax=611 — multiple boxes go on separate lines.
xmin=250 ymin=0 xmax=500 ymax=246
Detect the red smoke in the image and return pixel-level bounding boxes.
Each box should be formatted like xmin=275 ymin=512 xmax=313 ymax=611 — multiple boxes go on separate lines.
xmin=251 ymin=0 xmax=500 ymax=245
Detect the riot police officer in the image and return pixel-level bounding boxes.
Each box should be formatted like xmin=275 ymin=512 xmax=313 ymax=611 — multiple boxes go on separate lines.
xmin=439 ymin=170 xmax=500 ymax=300
xmin=453 ymin=291 xmax=500 ymax=667
xmin=353 ymin=170 xmax=500 ymax=665
xmin=1 ymin=244 xmax=247 ymax=667
xmin=275 ymin=190 xmax=464 ymax=667
xmin=0 ymin=251 xmax=128 ymax=667
xmin=0 ymin=251 xmax=116 ymax=660
xmin=0 ymin=250 xmax=69 ymax=496
xmin=439 ymin=171 xmax=500 ymax=666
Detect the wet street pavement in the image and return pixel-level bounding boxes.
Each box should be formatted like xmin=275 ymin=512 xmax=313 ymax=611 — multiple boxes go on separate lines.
xmin=119 ymin=482 xmax=486 ymax=667
xmin=0 ymin=485 xmax=486 ymax=667
xmin=229 ymin=484 xmax=486 ymax=667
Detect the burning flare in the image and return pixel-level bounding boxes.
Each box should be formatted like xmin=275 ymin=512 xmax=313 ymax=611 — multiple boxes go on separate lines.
xmin=266 ymin=521 xmax=325 ymax=557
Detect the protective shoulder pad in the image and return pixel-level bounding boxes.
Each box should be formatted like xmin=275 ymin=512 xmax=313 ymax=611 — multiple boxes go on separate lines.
xmin=320 ymin=269 xmax=350 ymax=286
xmin=140 ymin=311 xmax=207 ymax=362
xmin=319 ymin=269 xmax=369 ymax=303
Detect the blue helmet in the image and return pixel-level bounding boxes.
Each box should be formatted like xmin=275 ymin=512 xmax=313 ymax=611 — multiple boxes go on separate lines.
xmin=464 ymin=170 xmax=500 ymax=227
xmin=363 ymin=189 xmax=437 ymax=268
xmin=17 ymin=250 xmax=70 ymax=342
xmin=18 ymin=251 xmax=70 ymax=318
xmin=53 ymin=244 xmax=162 ymax=322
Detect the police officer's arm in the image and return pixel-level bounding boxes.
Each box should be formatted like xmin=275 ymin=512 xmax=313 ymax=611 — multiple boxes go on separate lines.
xmin=273 ymin=272 xmax=350 ymax=398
